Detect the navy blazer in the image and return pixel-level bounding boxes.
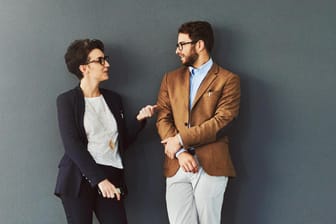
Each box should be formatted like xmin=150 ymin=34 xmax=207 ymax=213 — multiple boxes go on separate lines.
xmin=54 ymin=86 xmax=145 ymax=197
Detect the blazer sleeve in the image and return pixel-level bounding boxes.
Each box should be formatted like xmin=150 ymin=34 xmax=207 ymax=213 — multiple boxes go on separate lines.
xmin=57 ymin=94 xmax=106 ymax=187
xmin=179 ymin=75 xmax=241 ymax=148
xmin=156 ymin=73 xmax=179 ymax=140
xmin=123 ymin=117 xmax=146 ymax=150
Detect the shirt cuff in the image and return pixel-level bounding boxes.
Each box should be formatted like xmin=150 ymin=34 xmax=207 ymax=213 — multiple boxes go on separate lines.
xmin=177 ymin=134 xmax=184 ymax=146
xmin=175 ymin=148 xmax=187 ymax=158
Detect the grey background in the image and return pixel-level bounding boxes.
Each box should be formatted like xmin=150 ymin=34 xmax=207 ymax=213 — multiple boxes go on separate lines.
xmin=0 ymin=0 xmax=335 ymax=223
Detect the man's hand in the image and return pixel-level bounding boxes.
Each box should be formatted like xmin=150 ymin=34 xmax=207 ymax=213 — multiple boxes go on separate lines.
xmin=161 ymin=135 xmax=181 ymax=159
xmin=98 ymin=179 xmax=121 ymax=200
xmin=177 ymin=152 xmax=198 ymax=173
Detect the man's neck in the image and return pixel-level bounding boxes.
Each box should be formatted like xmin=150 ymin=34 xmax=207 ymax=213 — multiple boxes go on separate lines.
xmin=192 ymin=54 xmax=211 ymax=68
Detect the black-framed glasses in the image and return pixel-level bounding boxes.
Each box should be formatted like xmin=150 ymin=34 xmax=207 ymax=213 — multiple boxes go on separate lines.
xmin=86 ymin=56 xmax=109 ymax=65
xmin=176 ymin=41 xmax=197 ymax=51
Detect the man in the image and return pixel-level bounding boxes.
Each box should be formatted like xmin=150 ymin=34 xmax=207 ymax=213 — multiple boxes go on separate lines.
xmin=156 ymin=21 xmax=241 ymax=224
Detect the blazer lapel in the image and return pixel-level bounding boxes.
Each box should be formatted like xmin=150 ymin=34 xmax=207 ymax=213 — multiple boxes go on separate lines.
xmin=176 ymin=67 xmax=191 ymax=110
xmin=191 ymin=64 xmax=219 ymax=110
xmin=101 ymin=90 xmax=121 ymax=124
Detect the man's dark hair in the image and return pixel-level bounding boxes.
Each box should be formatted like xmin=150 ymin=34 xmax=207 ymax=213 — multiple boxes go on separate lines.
xmin=64 ymin=39 xmax=104 ymax=79
xmin=178 ymin=21 xmax=214 ymax=53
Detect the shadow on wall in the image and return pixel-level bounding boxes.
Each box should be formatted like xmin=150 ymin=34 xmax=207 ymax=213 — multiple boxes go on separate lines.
xmin=213 ymin=26 xmax=277 ymax=224
xmin=102 ymin=44 xmax=133 ymax=90
xmin=101 ymin=43 xmax=168 ymax=223
xmin=221 ymin=75 xmax=276 ymax=224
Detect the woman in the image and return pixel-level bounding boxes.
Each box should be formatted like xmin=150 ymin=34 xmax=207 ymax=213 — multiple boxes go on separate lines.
xmin=55 ymin=39 xmax=156 ymax=224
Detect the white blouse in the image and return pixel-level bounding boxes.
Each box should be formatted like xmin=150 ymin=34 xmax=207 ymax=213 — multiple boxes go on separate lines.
xmin=84 ymin=95 xmax=123 ymax=169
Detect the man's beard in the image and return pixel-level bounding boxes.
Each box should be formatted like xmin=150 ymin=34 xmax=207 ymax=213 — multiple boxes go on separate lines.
xmin=182 ymin=51 xmax=199 ymax=67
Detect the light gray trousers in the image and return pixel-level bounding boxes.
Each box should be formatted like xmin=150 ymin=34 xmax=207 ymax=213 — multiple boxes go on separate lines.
xmin=166 ymin=162 xmax=228 ymax=224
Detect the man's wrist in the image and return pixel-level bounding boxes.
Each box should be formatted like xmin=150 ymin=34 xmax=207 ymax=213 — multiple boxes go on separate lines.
xmin=175 ymin=148 xmax=187 ymax=158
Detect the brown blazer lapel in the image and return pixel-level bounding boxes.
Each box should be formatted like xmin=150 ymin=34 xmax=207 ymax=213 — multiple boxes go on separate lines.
xmin=176 ymin=68 xmax=191 ymax=110
xmin=191 ymin=64 xmax=219 ymax=110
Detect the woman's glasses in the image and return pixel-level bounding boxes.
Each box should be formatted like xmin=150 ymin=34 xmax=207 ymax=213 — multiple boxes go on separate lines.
xmin=86 ymin=56 xmax=109 ymax=65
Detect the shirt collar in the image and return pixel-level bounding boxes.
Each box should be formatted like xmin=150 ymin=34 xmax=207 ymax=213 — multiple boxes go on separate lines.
xmin=189 ymin=58 xmax=213 ymax=76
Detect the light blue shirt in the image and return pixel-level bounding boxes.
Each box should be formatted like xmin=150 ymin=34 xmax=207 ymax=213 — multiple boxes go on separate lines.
xmin=176 ymin=58 xmax=213 ymax=157
xmin=189 ymin=58 xmax=213 ymax=108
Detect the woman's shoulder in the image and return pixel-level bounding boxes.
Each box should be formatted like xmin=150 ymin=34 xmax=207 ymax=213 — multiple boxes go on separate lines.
xmin=100 ymin=88 xmax=121 ymax=99
xmin=56 ymin=86 xmax=81 ymax=103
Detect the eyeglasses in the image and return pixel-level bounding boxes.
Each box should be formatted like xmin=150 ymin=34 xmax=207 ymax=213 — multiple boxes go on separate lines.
xmin=176 ymin=41 xmax=197 ymax=51
xmin=85 ymin=56 xmax=109 ymax=65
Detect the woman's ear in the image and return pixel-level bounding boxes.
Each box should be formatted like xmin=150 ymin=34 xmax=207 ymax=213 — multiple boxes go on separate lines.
xmin=79 ymin=64 xmax=87 ymax=75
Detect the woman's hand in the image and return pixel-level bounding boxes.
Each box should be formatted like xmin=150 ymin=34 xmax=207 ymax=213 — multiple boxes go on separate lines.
xmin=136 ymin=105 xmax=157 ymax=121
xmin=98 ymin=179 xmax=121 ymax=200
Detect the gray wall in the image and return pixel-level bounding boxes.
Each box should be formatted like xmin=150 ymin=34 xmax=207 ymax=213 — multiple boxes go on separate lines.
xmin=0 ymin=0 xmax=335 ymax=223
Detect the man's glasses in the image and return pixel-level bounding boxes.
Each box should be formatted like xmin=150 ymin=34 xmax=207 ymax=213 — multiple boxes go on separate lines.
xmin=86 ymin=56 xmax=109 ymax=65
xmin=176 ymin=41 xmax=197 ymax=51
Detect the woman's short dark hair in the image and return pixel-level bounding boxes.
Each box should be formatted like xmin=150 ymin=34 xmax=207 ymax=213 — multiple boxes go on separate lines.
xmin=178 ymin=21 xmax=214 ymax=53
xmin=64 ymin=39 xmax=104 ymax=79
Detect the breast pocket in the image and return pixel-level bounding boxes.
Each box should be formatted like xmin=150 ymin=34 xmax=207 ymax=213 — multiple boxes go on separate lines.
xmin=195 ymin=90 xmax=222 ymax=117
xmin=202 ymin=90 xmax=221 ymax=105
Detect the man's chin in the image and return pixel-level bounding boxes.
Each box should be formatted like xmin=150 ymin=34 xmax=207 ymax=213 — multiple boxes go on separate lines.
xmin=182 ymin=61 xmax=193 ymax=67
xmin=180 ymin=59 xmax=189 ymax=66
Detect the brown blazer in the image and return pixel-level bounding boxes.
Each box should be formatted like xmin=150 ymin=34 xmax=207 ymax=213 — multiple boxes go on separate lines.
xmin=156 ymin=63 xmax=240 ymax=177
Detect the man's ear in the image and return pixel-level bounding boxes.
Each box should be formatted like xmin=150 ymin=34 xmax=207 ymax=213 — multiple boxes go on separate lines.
xmin=196 ymin=40 xmax=206 ymax=52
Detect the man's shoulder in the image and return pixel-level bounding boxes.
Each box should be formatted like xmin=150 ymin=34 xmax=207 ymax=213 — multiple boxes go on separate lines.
xmin=160 ymin=67 xmax=188 ymax=84
xmin=166 ymin=66 xmax=188 ymax=76
xmin=213 ymin=63 xmax=239 ymax=80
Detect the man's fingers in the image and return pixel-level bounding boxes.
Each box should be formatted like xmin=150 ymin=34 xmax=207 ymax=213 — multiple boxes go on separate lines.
xmin=168 ymin=152 xmax=174 ymax=159
xmin=191 ymin=159 xmax=198 ymax=173
xmin=182 ymin=159 xmax=198 ymax=173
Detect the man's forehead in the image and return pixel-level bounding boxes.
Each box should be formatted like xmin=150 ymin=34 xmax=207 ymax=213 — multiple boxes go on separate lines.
xmin=178 ymin=33 xmax=191 ymax=41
